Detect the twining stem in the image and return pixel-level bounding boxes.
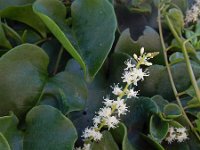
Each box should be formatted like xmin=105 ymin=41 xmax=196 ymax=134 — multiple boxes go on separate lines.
xmin=165 ymin=15 xmax=200 ymax=103
xmin=158 ymin=9 xmax=200 ymax=141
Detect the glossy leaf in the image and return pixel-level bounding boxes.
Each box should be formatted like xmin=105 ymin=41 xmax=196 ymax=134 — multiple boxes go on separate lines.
xmin=0 ymin=5 xmax=46 ymax=37
xmin=91 ymin=131 xmax=119 ymax=150
xmin=151 ymin=95 xmax=169 ymax=112
xmin=141 ymin=134 xmax=165 ymax=150
xmin=185 ymin=78 xmax=200 ymax=97
xmin=149 ymin=115 xmax=169 ymax=142
xmin=0 ymin=0 xmax=34 ymax=10
xmin=163 ymin=104 xmax=182 ymax=119
xmin=0 ymin=44 xmax=49 ymax=117
xmin=115 ymin=27 xmax=164 ymax=64
xmin=0 ymin=113 xmax=23 ymax=150
xmin=42 ymin=71 xmax=87 ymax=115
xmin=139 ymin=63 xmax=200 ymax=100
xmin=167 ymin=8 xmax=184 ymax=36
xmin=0 ymin=44 xmax=86 ymax=118
xmin=111 ymin=123 xmax=134 ymax=150
xmin=169 ymin=52 xmax=185 ymax=65
xmin=0 ymin=133 xmax=11 ymax=150
xmin=23 ymin=105 xmax=77 ymax=150
xmin=33 ymin=0 xmax=117 ymax=80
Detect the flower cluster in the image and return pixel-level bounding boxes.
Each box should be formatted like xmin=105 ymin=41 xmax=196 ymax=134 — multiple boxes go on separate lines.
xmin=185 ymin=0 xmax=200 ymax=24
xmin=75 ymin=47 xmax=157 ymax=150
xmin=165 ymin=127 xmax=188 ymax=144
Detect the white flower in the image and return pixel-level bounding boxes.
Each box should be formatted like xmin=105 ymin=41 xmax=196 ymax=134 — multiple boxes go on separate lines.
xmin=176 ymin=127 xmax=187 ymax=133
xmin=111 ymin=84 xmax=123 ymax=96
xmin=134 ymin=68 xmax=149 ymax=81
xmin=121 ymin=71 xmax=134 ymax=84
xmin=126 ymin=89 xmax=138 ymax=98
xmin=176 ymin=132 xmax=188 ymax=142
xmin=83 ymin=144 xmax=91 ymax=150
xmin=98 ymin=107 xmax=112 ymax=118
xmin=165 ymin=127 xmax=176 ymax=144
xmin=105 ymin=116 xmax=119 ymax=129
xmin=113 ymin=98 xmax=128 ymax=117
xmin=121 ymin=68 xmax=149 ymax=85
xmin=185 ymin=0 xmax=200 ymax=23
xmin=124 ymin=59 xmax=135 ymax=70
xmin=176 ymin=127 xmax=188 ymax=142
xmin=82 ymin=127 xmax=102 ymax=141
xmin=103 ymin=97 xmax=113 ymax=107
xmin=93 ymin=116 xmax=101 ymax=127
xmin=165 ymin=127 xmax=188 ymax=144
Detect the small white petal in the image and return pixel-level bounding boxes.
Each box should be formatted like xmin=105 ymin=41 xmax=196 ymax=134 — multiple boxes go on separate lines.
xmin=111 ymin=84 xmax=123 ymax=96
xmin=98 ymin=107 xmax=112 ymax=118
xmin=140 ymin=47 xmax=144 ymax=55
xmin=133 ymin=54 xmax=138 ymax=60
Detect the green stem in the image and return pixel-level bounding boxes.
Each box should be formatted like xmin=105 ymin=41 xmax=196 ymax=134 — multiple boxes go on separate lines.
xmin=53 ymin=47 xmax=64 ymax=75
xmin=34 ymin=38 xmax=48 ymax=45
xmin=182 ymin=41 xmax=200 ymax=102
xmin=166 ymin=15 xmax=200 ymax=103
xmin=158 ymin=9 xmax=200 ymax=141
xmin=119 ymin=84 xmax=129 ymax=99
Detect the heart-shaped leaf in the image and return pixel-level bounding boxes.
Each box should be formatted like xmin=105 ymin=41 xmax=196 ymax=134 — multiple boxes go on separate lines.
xmin=114 ymin=27 xmax=164 ymax=64
xmin=0 ymin=44 xmax=49 ymax=117
xmin=33 ymin=0 xmax=117 ymax=80
xmin=0 ymin=44 xmax=86 ymax=118
xmin=23 ymin=105 xmax=77 ymax=150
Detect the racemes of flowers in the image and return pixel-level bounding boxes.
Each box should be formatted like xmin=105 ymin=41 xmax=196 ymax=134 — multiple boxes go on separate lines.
xmin=165 ymin=127 xmax=188 ymax=144
xmin=75 ymin=47 xmax=158 ymax=150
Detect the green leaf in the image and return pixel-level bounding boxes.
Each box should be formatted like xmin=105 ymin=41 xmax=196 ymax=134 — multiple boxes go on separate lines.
xmin=122 ymin=97 xmax=158 ymax=131
xmin=0 ymin=20 xmax=12 ymax=49
xmin=151 ymin=95 xmax=169 ymax=112
xmin=0 ymin=5 xmax=47 ymax=37
xmin=66 ymin=58 xmax=111 ymax=145
xmin=0 ymin=44 xmax=49 ymax=117
xmin=163 ymin=104 xmax=182 ymax=119
xmin=23 ymin=105 xmax=77 ymax=150
xmin=171 ymin=0 xmax=188 ymax=12
xmin=0 ymin=113 xmax=23 ymax=150
xmin=0 ymin=133 xmax=11 ymax=150
xmin=169 ymin=52 xmax=184 ymax=65
xmin=115 ymin=27 xmax=164 ymax=64
xmin=139 ymin=63 xmax=200 ymax=100
xmin=111 ymin=123 xmax=134 ymax=150
xmin=33 ymin=0 xmax=117 ymax=80
xmin=149 ymin=115 xmax=169 ymax=142
xmin=141 ymin=134 xmax=165 ymax=150
xmin=0 ymin=44 xmax=86 ymax=118
xmin=91 ymin=131 xmax=119 ymax=150
xmin=167 ymin=8 xmax=184 ymax=36
xmin=185 ymin=78 xmax=200 ymax=97
xmin=42 ymin=71 xmax=87 ymax=115
xmin=0 ymin=0 xmax=34 ymax=9
xmin=2 ymin=23 xmax=22 ymax=45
